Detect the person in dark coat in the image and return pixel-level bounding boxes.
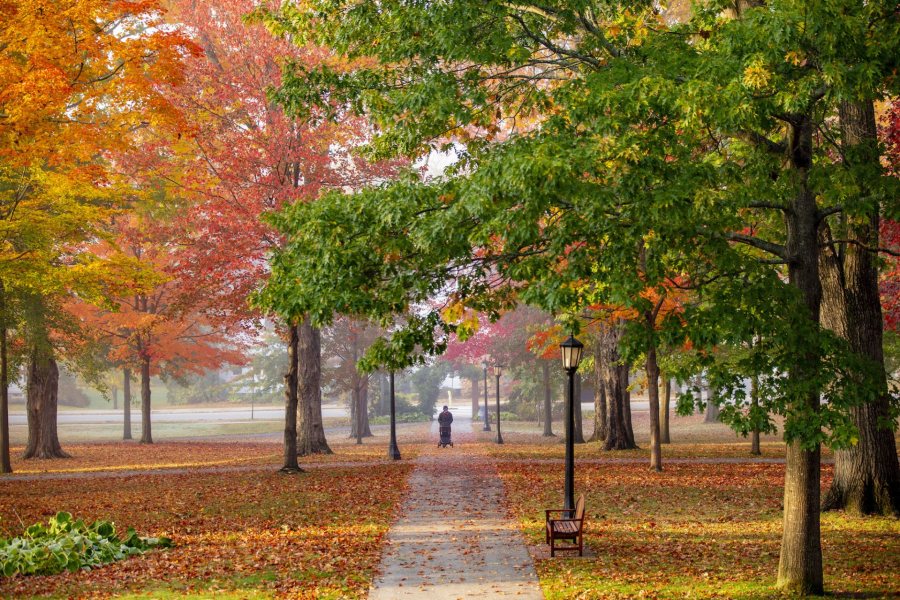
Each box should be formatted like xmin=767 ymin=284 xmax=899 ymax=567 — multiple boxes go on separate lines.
xmin=438 ymin=406 xmax=453 ymax=447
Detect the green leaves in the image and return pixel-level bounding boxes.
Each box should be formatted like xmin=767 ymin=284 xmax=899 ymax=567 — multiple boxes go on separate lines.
xmin=0 ymin=512 xmax=171 ymax=578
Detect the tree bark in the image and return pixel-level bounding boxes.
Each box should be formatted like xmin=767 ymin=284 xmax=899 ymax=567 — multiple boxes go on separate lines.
xmin=645 ymin=327 xmax=662 ymax=472
xmin=590 ymin=344 xmax=608 ymax=442
xmin=281 ymin=324 xmax=301 ymax=472
xmin=139 ymin=354 xmax=152 ymax=444
xmin=23 ymin=351 xmax=69 ymax=459
xmin=541 ymin=361 xmax=554 ymax=436
xmin=819 ymin=99 xmax=900 ymax=516
xmin=0 ymin=301 xmax=10 ymax=473
xmin=622 ymin=366 xmax=635 ymax=447
xmin=750 ymin=375 xmax=761 ymax=456
xmin=297 ymin=317 xmax=332 ymax=455
xmin=776 ymin=115 xmax=823 ymax=595
xmin=122 ymin=368 xmax=132 ymax=440
xmin=661 ymin=376 xmax=671 ymax=444
xmin=602 ymin=324 xmax=637 ymax=453
xmin=572 ymin=372 xmax=585 ymax=443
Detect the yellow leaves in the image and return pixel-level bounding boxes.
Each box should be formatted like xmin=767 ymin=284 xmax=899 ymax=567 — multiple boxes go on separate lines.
xmin=742 ymin=58 xmax=772 ymax=91
xmin=784 ymin=50 xmax=807 ymax=67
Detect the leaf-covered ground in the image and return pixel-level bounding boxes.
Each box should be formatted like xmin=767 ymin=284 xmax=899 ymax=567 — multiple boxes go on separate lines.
xmin=498 ymin=461 xmax=900 ymax=599
xmin=0 ymin=461 xmax=412 ymax=598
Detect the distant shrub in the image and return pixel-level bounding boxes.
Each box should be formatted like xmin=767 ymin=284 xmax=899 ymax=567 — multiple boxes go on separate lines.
xmin=0 ymin=512 xmax=171 ymax=577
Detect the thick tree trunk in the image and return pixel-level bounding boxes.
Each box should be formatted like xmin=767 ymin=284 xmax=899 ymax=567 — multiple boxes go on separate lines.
xmin=572 ymin=372 xmax=585 ymax=443
xmin=776 ymin=116 xmax=823 ymax=595
xmin=297 ymin=318 xmax=332 ymax=455
xmin=0 ymin=316 xmax=10 ymax=473
xmin=750 ymin=375 xmax=761 ymax=456
xmin=661 ymin=376 xmax=671 ymax=444
xmin=139 ymin=354 xmax=152 ymax=444
xmin=23 ymin=352 xmax=69 ymax=459
xmin=604 ymin=365 xmax=637 ymax=451
xmin=350 ymin=374 xmax=374 ymax=440
xmin=542 ymin=361 xmax=554 ymax=436
xmin=646 ymin=331 xmax=662 ymax=472
xmin=819 ymin=100 xmax=900 ymax=516
xmin=590 ymin=345 xmax=608 ymax=442
xmin=122 ymin=368 xmax=132 ymax=440
xmin=282 ymin=324 xmax=301 ymax=472
xmin=622 ymin=366 xmax=635 ymax=447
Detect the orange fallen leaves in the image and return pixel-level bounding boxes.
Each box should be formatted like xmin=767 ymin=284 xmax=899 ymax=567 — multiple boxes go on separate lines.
xmin=0 ymin=462 xmax=412 ymax=598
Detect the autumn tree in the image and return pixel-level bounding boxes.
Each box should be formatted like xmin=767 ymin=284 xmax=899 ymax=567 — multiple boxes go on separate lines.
xmin=166 ymin=0 xmax=397 ymax=464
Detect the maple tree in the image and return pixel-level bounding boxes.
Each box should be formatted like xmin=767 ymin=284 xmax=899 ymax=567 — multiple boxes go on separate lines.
xmin=0 ymin=0 xmax=193 ymax=468
xmin=72 ymin=213 xmax=249 ymax=444
xmin=164 ymin=0 xmax=398 ymax=467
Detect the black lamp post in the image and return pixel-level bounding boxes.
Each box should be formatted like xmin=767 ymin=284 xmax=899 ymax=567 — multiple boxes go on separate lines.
xmin=494 ymin=364 xmax=504 ymax=444
xmin=388 ymin=371 xmax=401 ymax=460
xmin=560 ymin=334 xmax=584 ymax=513
xmin=481 ymin=360 xmax=491 ymax=432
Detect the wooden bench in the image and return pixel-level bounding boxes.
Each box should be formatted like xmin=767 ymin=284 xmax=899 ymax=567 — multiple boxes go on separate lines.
xmin=545 ymin=494 xmax=585 ymax=557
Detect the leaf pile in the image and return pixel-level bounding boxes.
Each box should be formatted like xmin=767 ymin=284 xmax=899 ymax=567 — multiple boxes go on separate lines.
xmin=0 ymin=512 xmax=171 ymax=577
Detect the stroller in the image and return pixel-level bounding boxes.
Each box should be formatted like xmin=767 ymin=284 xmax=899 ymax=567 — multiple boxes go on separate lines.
xmin=438 ymin=425 xmax=453 ymax=448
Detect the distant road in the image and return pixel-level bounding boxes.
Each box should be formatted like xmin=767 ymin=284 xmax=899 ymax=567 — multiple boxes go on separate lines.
xmin=9 ymin=400 xmax=649 ymax=426
xmin=8 ymin=405 xmax=349 ymax=426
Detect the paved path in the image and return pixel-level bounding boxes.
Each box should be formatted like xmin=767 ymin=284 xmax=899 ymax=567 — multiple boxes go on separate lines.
xmin=369 ymin=411 xmax=544 ymax=600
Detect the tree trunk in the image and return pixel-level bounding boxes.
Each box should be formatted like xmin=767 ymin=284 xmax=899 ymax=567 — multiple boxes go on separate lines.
xmin=704 ymin=382 xmax=721 ymax=423
xmin=122 ymin=368 xmax=132 ymax=440
xmin=471 ymin=376 xmax=480 ymax=419
xmin=590 ymin=344 xmax=608 ymax=442
xmin=601 ymin=324 xmax=637 ymax=451
xmin=646 ymin=328 xmax=662 ymax=472
xmin=23 ymin=351 xmax=69 ymax=459
xmin=281 ymin=323 xmax=301 ymax=472
xmin=819 ymin=99 xmax=900 ymax=516
xmin=112 ymin=385 xmax=118 ymax=410
xmin=622 ymin=366 xmax=635 ymax=447
xmin=360 ymin=375 xmax=373 ymax=436
xmin=139 ymin=354 xmax=152 ymax=444
xmin=542 ymin=361 xmax=554 ymax=436
xmin=297 ymin=317 xmax=332 ymax=455
xmin=661 ymin=376 xmax=671 ymax=444
xmin=776 ymin=116 xmax=823 ymax=595
xmin=572 ymin=372 xmax=585 ymax=443
xmin=750 ymin=375 xmax=761 ymax=456
xmin=0 ymin=306 xmax=10 ymax=473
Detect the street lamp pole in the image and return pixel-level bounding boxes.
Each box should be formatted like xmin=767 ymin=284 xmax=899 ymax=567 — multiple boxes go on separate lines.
xmin=494 ymin=364 xmax=504 ymax=444
xmin=482 ymin=360 xmax=491 ymax=432
xmin=388 ymin=371 xmax=401 ymax=460
xmin=560 ymin=335 xmax=584 ymax=514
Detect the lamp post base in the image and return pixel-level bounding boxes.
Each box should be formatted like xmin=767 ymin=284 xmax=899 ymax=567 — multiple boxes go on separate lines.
xmin=388 ymin=444 xmax=401 ymax=460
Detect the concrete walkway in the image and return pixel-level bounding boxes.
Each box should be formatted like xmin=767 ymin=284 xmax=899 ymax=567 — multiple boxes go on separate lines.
xmin=369 ymin=411 xmax=544 ymax=600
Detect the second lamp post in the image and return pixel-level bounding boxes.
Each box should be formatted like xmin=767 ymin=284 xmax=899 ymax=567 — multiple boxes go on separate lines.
xmin=494 ymin=364 xmax=504 ymax=444
xmin=481 ymin=360 xmax=491 ymax=432
xmin=560 ymin=334 xmax=584 ymax=513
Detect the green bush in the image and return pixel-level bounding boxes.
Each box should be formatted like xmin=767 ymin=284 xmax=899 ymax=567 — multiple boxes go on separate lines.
xmin=0 ymin=512 xmax=171 ymax=577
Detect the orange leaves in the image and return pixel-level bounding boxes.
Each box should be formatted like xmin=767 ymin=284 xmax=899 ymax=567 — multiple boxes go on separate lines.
xmin=0 ymin=444 xmax=412 ymax=598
